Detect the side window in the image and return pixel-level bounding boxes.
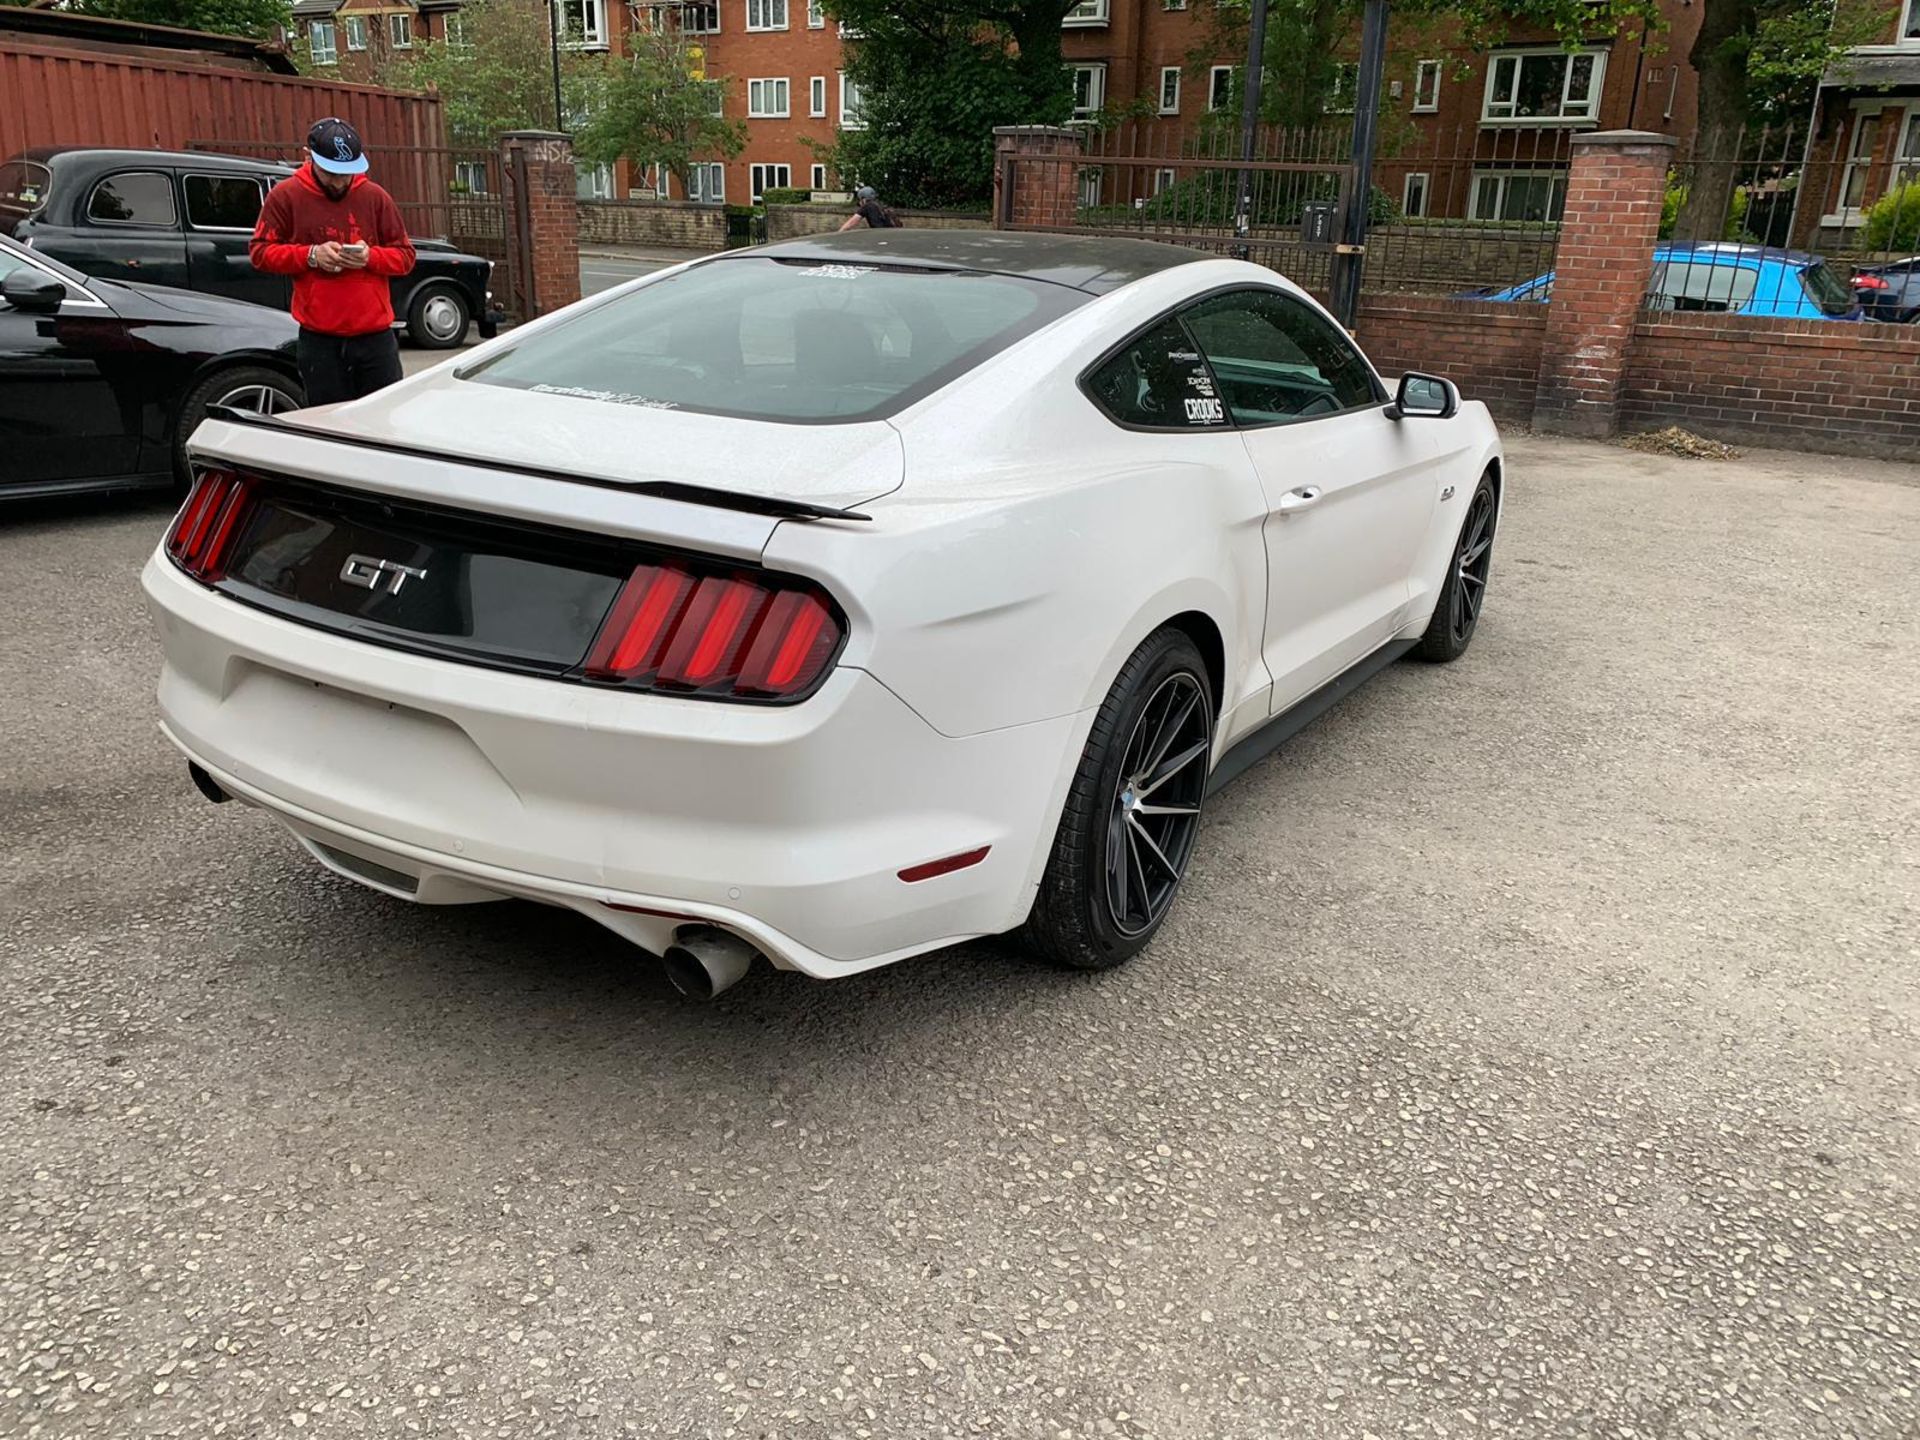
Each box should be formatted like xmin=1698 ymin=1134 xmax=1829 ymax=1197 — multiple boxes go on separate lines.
xmin=1084 ymin=315 xmax=1229 ymax=430
xmin=88 ymin=171 xmax=178 ymax=227
xmin=1182 ymin=288 xmax=1380 ymax=426
xmin=185 ymin=174 xmax=265 ymax=230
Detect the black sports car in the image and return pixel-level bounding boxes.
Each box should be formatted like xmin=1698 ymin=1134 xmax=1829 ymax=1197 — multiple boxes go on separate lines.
xmin=2 ymin=148 xmax=500 ymax=349
xmin=1851 ymin=257 xmax=1920 ymax=324
xmin=0 ymin=232 xmax=302 ymax=501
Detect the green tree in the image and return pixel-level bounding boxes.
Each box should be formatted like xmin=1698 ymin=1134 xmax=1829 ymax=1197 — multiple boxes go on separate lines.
xmin=571 ymin=26 xmax=746 ymax=193
xmin=8 ymin=0 xmax=292 ymax=39
xmin=380 ymin=0 xmax=588 ymax=144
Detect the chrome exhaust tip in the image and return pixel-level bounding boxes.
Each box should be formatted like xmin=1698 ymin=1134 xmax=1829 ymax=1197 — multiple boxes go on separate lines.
xmin=661 ymin=926 xmax=758 ymax=999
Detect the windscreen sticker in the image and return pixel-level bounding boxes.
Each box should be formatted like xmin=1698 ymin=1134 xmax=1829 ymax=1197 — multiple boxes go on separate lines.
xmin=796 ymin=264 xmax=877 ymax=280
xmin=531 ymin=383 xmax=678 ymax=411
xmin=1185 ymin=397 xmax=1226 ymax=425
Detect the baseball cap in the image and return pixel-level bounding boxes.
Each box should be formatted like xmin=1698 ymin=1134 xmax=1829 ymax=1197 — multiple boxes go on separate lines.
xmin=307 ymin=117 xmax=369 ymax=176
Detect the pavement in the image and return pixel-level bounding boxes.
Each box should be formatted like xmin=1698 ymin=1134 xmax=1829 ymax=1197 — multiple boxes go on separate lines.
xmin=2 ymin=434 xmax=1917 ymax=1439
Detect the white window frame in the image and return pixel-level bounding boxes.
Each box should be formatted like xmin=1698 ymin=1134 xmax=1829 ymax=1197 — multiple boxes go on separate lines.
xmin=1469 ymin=168 xmax=1568 ymax=223
xmin=682 ymin=2 xmax=720 ymax=33
xmin=1158 ymin=66 xmax=1181 ymax=115
xmin=747 ymin=77 xmax=791 ymax=118
xmin=1064 ymin=0 xmax=1110 ymax=25
xmin=576 ymin=161 xmax=614 ymax=200
xmin=1827 ymin=100 xmax=1892 ymax=226
xmin=810 ymin=75 xmax=827 ymax=117
xmin=454 ymin=159 xmax=489 ymax=194
xmin=561 ymin=0 xmax=608 ymax=49
xmin=1154 ymin=167 xmax=1177 ymax=194
xmin=703 ymin=79 xmax=726 ymax=117
xmin=343 ymin=15 xmax=367 ymax=51
xmin=811 ymin=162 xmax=827 ymax=190
xmin=1904 ymin=0 xmax=1920 ymax=45
xmin=446 ymin=11 xmax=469 ymax=48
xmin=688 ymin=161 xmax=725 ymax=203
xmin=1164 ymin=0 xmax=1188 ymax=9
xmin=1412 ymin=59 xmax=1441 ymax=113
xmin=837 ymin=19 xmax=863 ymax=37
xmin=1209 ymin=65 xmax=1235 ymax=112
xmin=749 ymin=162 xmax=792 ymax=200
xmin=839 ymin=71 xmax=866 ymax=129
xmin=1481 ymin=48 xmax=1605 ymax=125
xmin=746 ymin=0 xmax=788 ymax=32
xmin=1070 ymin=62 xmax=1107 ymax=121
xmin=807 ymin=0 xmax=825 ymax=26
xmin=1401 ymin=170 xmax=1429 ymax=217
xmin=388 ymin=12 xmax=413 ymax=48
xmin=308 ymin=19 xmax=337 ymax=65
xmin=1078 ymin=167 xmax=1103 ymax=208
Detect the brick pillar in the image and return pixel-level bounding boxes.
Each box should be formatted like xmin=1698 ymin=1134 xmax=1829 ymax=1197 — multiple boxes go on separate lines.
xmin=500 ymin=130 xmax=582 ymax=321
xmin=1533 ymin=130 xmax=1676 ymax=439
xmin=993 ymin=125 xmax=1084 ymax=231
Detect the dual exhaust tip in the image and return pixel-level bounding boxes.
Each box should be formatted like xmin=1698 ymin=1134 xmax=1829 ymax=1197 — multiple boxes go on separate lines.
xmin=188 ymin=762 xmax=759 ymax=1000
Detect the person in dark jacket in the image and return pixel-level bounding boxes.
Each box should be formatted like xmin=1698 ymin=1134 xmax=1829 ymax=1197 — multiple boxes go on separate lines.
xmin=838 ymin=184 xmax=900 ymax=231
xmin=250 ymin=118 xmax=416 ymax=405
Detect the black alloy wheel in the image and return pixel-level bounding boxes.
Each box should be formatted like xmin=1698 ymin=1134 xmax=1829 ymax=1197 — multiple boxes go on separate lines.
xmin=1107 ymin=672 xmax=1209 ymax=936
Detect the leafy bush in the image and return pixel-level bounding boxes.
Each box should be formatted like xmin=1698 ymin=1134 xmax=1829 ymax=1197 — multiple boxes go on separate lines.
xmin=760 ymin=187 xmax=812 ymax=205
xmin=1863 ymin=185 xmax=1920 ymax=252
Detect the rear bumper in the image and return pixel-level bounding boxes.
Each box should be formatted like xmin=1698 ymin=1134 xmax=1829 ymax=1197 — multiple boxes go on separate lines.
xmin=143 ymin=552 xmax=1079 ymax=978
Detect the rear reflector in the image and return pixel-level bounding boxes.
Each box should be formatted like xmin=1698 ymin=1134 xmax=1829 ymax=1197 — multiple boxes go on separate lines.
xmin=165 ymin=468 xmax=258 ymax=583
xmin=898 ymin=846 xmax=991 ymax=884
xmin=584 ymin=560 xmax=844 ymax=702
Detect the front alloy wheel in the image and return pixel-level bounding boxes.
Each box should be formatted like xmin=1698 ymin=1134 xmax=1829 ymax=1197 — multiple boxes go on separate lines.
xmin=1417 ymin=470 xmax=1498 ymax=663
xmin=1022 ymin=628 xmax=1214 ymax=970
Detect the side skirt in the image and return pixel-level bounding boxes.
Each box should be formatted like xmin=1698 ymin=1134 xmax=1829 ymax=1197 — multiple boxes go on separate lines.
xmin=1205 ymin=638 xmax=1418 ymax=797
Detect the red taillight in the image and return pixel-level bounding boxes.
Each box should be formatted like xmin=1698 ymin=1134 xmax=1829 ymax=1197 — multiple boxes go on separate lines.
xmin=583 ymin=560 xmax=844 ymax=702
xmin=1855 ymin=274 xmax=1890 ymax=291
xmin=164 ymin=468 xmax=257 ymax=582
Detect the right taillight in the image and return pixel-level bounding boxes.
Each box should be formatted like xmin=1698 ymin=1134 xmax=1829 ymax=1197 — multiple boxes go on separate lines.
xmin=165 ymin=467 xmax=257 ymax=583
xmin=583 ymin=560 xmax=845 ymax=702
xmin=1855 ymin=274 xmax=1890 ymax=291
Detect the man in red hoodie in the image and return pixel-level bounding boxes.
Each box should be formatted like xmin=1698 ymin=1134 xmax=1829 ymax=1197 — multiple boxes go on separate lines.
xmin=250 ymin=118 xmax=416 ymax=405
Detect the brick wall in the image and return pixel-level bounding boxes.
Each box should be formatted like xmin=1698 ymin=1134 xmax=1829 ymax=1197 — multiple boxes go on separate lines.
xmin=994 ymin=126 xmax=1084 ymax=230
xmin=764 ymin=204 xmax=992 ymax=242
xmin=1353 ymin=296 xmax=1548 ymax=424
xmin=501 ymin=131 xmax=580 ymax=320
xmin=579 ymin=200 xmax=728 ymax=251
xmin=1621 ymin=313 xmax=1920 ymax=458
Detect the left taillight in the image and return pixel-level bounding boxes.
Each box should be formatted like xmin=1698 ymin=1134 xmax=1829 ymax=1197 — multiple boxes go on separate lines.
xmin=164 ymin=467 xmax=257 ymax=583
xmin=582 ymin=560 xmax=846 ymax=703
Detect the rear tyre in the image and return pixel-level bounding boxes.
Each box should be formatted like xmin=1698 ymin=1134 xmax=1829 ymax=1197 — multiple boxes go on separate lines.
xmin=172 ymin=366 xmax=302 ymax=484
xmin=407 ymin=284 xmax=471 ymax=349
xmin=1020 ymin=628 xmax=1214 ymax=971
xmin=1415 ymin=470 xmax=1497 ymax=663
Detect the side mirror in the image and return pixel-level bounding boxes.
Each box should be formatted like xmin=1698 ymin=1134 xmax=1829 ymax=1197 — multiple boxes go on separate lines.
xmin=2 ymin=269 xmax=66 ymax=315
xmin=1386 ymin=371 xmax=1458 ymax=421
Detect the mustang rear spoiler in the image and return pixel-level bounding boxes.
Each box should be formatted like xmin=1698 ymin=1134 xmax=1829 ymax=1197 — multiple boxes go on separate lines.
xmin=203 ymin=404 xmax=874 ymax=523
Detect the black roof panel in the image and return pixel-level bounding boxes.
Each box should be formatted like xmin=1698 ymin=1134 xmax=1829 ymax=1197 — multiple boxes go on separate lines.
xmin=744 ymin=229 xmax=1210 ymax=295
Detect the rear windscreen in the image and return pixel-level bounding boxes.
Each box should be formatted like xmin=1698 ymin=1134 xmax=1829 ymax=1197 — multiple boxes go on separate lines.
xmin=0 ymin=161 xmax=50 ymax=215
xmin=463 ymin=256 xmax=1083 ymax=423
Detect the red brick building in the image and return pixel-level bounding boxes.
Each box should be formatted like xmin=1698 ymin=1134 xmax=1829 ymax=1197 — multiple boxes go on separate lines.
xmin=294 ymin=0 xmax=465 ymax=86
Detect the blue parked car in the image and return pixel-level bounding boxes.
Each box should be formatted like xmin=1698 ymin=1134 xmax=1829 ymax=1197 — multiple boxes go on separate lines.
xmin=1470 ymin=243 xmax=1863 ymax=321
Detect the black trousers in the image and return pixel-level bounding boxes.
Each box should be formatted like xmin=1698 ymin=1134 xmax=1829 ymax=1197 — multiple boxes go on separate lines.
xmin=297 ymin=328 xmax=404 ymax=406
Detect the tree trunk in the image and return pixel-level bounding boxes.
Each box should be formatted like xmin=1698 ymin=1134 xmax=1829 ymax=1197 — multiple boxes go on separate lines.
xmin=1677 ymin=0 xmax=1757 ymax=241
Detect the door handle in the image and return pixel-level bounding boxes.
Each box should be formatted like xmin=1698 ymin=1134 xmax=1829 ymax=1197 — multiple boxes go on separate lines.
xmin=1277 ymin=486 xmax=1323 ymax=513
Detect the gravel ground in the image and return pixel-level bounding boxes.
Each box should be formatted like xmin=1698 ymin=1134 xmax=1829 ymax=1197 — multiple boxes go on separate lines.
xmin=1 ymin=433 xmax=1916 ymax=1439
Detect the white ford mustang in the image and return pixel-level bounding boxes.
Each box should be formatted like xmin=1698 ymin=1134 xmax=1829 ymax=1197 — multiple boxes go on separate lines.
xmin=144 ymin=231 xmax=1502 ymax=996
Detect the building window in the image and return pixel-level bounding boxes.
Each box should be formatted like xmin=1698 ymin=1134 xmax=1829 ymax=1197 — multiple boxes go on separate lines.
xmin=807 ymin=0 xmax=824 ymax=25
xmin=810 ymin=75 xmax=827 ymax=117
xmin=344 ymin=15 xmax=367 ymax=50
xmin=1078 ymin=167 xmax=1103 ymax=207
xmin=1837 ymin=108 xmax=1887 ymax=215
xmin=308 ymin=19 xmax=337 ymax=65
xmin=577 ymin=162 xmax=614 ymax=199
xmin=748 ymin=78 xmax=791 ymax=117
xmin=1482 ymin=49 xmax=1603 ymax=123
xmin=746 ymin=0 xmax=787 ymax=32
xmin=1412 ymin=59 xmax=1440 ymax=112
xmin=1070 ymin=63 xmax=1107 ymax=120
xmin=454 ymin=160 xmax=489 ymax=194
xmin=682 ymin=2 xmax=720 ymax=32
xmin=1209 ymin=65 xmax=1235 ymax=112
xmin=811 ymin=162 xmax=827 ymax=189
xmin=1154 ymin=167 xmax=1177 ymax=194
xmin=1164 ymin=0 xmax=1187 ymax=8
xmin=1159 ymin=66 xmax=1181 ymax=115
xmin=1905 ymin=0 xmax=1920 ymax=42
xmin=1064 ymin=0 xmax=1109 ymax=24
xmin=1328 ymin=62 xmax=1358 ymax=113
xmin=839 ymin=72 xmax=866 ymax=129
xmin=704 ymin=79 xmax=726 ymax=116
xmin=388 ymin=12 xmax=413 ymax=48
xmin=838 ymin=19 xmax=862 ymax=37
xmin=749 ymin=162 xmax=791 ymax=199
xmin=688 ymin=162 xmax=725 ymax=203
xmin=1470 ymin=169 xmax=1567 ymax=222
xmin=560 ymin=0 xmax=607 ymax=47
xmin=445 ymin=12 xmax=470 ymax=48
xmin=1402 ymin=171 xmax=1428 ymax=217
